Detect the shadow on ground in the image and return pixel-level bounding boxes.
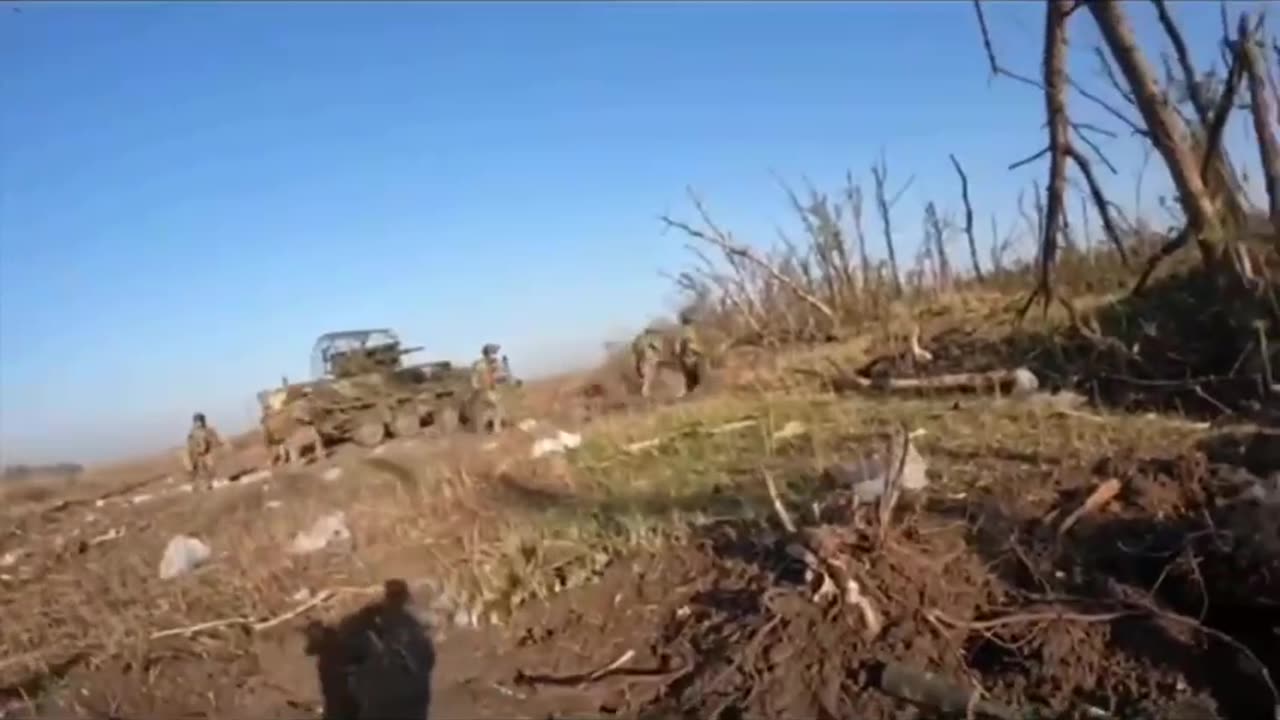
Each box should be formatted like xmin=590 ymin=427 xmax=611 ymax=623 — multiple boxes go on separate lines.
xmin=304 ymin=578 xmax=436 ymax=720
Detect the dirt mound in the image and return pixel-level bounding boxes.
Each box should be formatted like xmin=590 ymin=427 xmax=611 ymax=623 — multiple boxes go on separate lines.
xmin=494 ymin=448 xmax=1278 ymax=720
xmin=915 ymin=267 xmax=1279 ymax=421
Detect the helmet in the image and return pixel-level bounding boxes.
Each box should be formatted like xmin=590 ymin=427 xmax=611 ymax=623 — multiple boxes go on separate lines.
xmin=679 ymin=310 xmax=695 ymax=325
xmin=482 ymin=343 xmax=500 ymax=357
xmin=192 ymin=412 xmax=206 ymax=425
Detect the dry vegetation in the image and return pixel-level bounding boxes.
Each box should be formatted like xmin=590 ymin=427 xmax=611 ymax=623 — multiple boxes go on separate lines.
xmin=2 ymin=2 xmax=1279 ymax=719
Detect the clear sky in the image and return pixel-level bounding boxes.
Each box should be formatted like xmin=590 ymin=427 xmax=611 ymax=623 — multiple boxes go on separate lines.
xmin=0 ymin=1 xmax=1263 ymax=465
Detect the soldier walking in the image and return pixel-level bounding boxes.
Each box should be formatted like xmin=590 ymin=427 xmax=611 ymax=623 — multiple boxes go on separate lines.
xmin=185 ymin=412 xmax=223 ymax=488
xmin=630 ymin=326 xmax=664 ymax=398
xmin=675 ymin=311 xmax=707 ymax=397
xmin=470 ymin=343 xmax=507 ymax=433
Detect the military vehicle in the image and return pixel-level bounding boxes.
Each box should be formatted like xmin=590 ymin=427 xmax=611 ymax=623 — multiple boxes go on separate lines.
xmin=257 ymin=328 xmax=510 ymax=450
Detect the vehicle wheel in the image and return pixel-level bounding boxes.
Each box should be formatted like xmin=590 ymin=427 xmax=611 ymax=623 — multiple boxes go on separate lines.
xmin=391 ymin=409 xmax=421 ymax=438
xmin=353 ymin=418 xmax=387 ymax=447
xmin=435 ymin=405 xmax=459 ymax=433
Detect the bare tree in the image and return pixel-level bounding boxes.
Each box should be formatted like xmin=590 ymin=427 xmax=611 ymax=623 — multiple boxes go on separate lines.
xmin=1239 ymin=12 xmax=1280 ymax=236
xmin=949 ymin=154 xmax=985 ymax=281
xmin=870 ymin=152 xmax=914 ymax=297
xmin=1088 ymin=1 xmax=1225 ymax=261
xmin=923 ymin=201 xmax=953 ymax=289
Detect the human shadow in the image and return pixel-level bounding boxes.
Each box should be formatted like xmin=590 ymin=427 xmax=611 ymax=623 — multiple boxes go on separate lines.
xmin=304 ymin=578 xmax=436 ymax=720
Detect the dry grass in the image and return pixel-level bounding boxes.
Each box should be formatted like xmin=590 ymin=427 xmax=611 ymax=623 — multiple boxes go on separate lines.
xmin=0 ymin=270 xmax=1272 ymax=716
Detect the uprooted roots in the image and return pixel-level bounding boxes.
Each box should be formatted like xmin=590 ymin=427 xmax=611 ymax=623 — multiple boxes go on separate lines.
xmin=618 ymin=449 xmax=1280 ymax=720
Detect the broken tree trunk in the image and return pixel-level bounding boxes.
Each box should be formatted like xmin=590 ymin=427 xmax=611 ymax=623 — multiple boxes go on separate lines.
xmin=1240 ymin=14 xmax=1280 ymax=238
xmin=1087 ymin=0 xmax=1225 ymax=262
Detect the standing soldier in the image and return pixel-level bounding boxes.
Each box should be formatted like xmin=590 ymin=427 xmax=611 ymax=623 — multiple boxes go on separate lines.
xmin=675 ymin=310 xmax=707 ymax=397
xmin=470 ymin=343 xmax=507 ymax=433
xmin=185 ymin=412 xmax=223 ymax=488
xmin=630 ymin=326 xmax=664 ymax=398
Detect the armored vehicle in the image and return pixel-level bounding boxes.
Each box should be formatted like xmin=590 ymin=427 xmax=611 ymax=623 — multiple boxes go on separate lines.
xmin=257 ymin=328 xmax=502 ymax=450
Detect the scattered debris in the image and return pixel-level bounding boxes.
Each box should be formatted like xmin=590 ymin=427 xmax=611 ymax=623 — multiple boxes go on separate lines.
xmin=1058 ymin=478 xmax=1123 ymax=535
xmin=530 ymin=429 xmax=584 ymax=459
xmin=238 ymin=469 xmax=272 ymax=485
xmin=158 ymin=535 xmax=211 ymax=579
xmin=771 ymin=419 xmax=808 ymax=440
xmin=825 ymin=433 xmax=930 ymax=503
xmin=625 ymin=417 xmax=758 ymax=454
xmin=877 ymin=661 xmax=1022 ymax=720
xmin=289 ymin=512 xmax=352 ymax=555
xmin=1245 ymin=472 xmax=1280 ymax=504
xmin=1028 ymin=388 xmax=1090 ymax=412
xmin=87 ymin=527 xmax=125 ymax=547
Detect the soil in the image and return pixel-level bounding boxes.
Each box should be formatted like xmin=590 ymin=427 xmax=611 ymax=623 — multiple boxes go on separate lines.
xmin=13 ymin=434 xmax=1277 ymax=720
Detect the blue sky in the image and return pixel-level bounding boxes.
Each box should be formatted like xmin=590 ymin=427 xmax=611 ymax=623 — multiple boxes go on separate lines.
xmin=0 ymin=1 xmax=1263 ymax=465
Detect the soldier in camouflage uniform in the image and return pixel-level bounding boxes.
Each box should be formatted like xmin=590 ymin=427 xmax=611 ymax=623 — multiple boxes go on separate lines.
xmin=185 ymin=412 xmax=223 ymax=487
xmin=675 ymin=310 xmax=707 ymax=397
xmin=630 ymin=326 xmax=664 ymax=398
xmin=470 ymin=343 xmax=507 ymax=433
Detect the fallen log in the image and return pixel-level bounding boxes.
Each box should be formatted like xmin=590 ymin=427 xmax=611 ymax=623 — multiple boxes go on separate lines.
xmin=795 ymin=362 xmax=1040 ymax=397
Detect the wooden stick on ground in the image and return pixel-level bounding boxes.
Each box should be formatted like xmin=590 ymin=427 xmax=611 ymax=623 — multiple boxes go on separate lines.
xmin=761 ymin=470 xmax=885 ymax=639
xmin=1057 ymin=478 xmax=1123 ymax=535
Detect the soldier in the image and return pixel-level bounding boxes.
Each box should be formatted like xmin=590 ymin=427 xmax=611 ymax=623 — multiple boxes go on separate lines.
xmin=675 ymin=310 xmax=707 ymax=397
xmin=630 ymin=326 xmax=664 ymax=398
xmin=185 ymin=412 xmax=223 ymax=487
xmin=470 ymin=343 xmax=507 ymax=433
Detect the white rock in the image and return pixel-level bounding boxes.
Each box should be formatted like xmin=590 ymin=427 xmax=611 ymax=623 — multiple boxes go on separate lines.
xmin=291 ymin=588 xmax=313 ymax=602
xmin=129 ymin=493 xmax=155 ymax=505
xmin=288 ymin=512 xmax=352 ymax=555
xmin=209 ymin=477 xmax=230 ymax=490
xmin=827 ymin=439 xmax=931 ymax=503
xmin=174 ymin=483 xmax=194 ymax=494
xmin=517 ymin=418 xmax=540 ymax=433
xmin=1011 ymin=367 xmax=1040 ymax=395
xmin=265 ymin=500 xmax=284 ymax=510
xmin=158 ymin=535 xmax=211 ymax=579
xmin=557 ymin=430 xmax=582 ymax=449
xmin=0 ymin=549 xmax=26 ymax=568
xmin=321 ymin=466 xmax=343 ymax=482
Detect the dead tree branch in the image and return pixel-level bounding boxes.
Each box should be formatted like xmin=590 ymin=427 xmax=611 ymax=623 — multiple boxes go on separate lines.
xmin=1089 ymin=0 xmax=1225 ymax=261
xmin=1239 ymin=12 xmax=1280 ymax=235
xmin=1151 ymin=0 xmax=1212 ymax=124
xmin=662 ymin=190 xmax=839 ymax=327
xmin=1021 ymin=0 xmax=1073 ymax=318
xmin=871 ymin=153 xmax=913 ymax=296
xmin=948 ymin=154 xmax=985 ymax=282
